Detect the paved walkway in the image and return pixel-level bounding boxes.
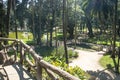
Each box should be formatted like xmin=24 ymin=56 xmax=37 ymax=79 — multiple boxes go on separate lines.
xmin=69 ymin=49 xmax=120 ymax=80
xmin=0 ymin=64 xmax=34 ymax=80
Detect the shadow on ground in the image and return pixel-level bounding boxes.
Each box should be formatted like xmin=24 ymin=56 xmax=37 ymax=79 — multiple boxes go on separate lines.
xmin=87 ymin=69 xmax=113 ymax=80
xmin=0 ymin=72 xmax=4 ymax=80
xmin=87 ymin=69 xmax=120 ymax=80
xmin=67 ymin=43 xmax=92 ymax=49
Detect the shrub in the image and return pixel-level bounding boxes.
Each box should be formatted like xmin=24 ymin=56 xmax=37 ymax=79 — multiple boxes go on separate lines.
xmin=51 ymin=46 xmax=79 ymax=60
xmin=44 ymin=56 xmax=89 ymax=80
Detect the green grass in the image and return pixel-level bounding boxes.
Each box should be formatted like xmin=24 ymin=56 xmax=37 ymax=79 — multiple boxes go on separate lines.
xmin=9 ymin=32 xmax=33 ymax=43
xmin=99 ymin=55 xmax=115 ymax=68
xmin=85 ymin=36 xmax=120 ymax=47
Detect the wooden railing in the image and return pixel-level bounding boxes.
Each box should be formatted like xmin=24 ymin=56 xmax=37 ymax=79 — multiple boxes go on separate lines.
xmin=0 ymin=37 xmax=80 ymax=80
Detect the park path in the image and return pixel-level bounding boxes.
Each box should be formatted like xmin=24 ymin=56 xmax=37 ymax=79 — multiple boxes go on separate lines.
xmin=69 ymin=49 xmax=120 ymax=80
xmin=70 ymin=49 xmax=104 ymax=71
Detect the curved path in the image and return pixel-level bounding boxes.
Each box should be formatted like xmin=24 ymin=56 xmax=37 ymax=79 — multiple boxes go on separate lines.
xmin=70 ymin=50 xmax=104 ymax=71
xmin=69 ymin=49 xmax=120 ymax=80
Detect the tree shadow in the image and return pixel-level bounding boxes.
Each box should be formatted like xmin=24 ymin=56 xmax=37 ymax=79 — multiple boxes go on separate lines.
xmin=87 ymin=69 xmax=114 ymax=80
xmin=87 ymin=66 xmax=120 ymax=80
xmin=67 ymin=43 xmax=92 ymax=49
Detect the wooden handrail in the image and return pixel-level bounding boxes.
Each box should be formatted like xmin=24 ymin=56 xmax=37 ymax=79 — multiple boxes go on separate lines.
xmin=0 ymin=37 xmax=19 ymax=41
xmin=0 ymin=37 xmax=80 ymax=80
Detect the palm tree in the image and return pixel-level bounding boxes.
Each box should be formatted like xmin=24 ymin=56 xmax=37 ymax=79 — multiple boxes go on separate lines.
xmin=81 ymin=0 xmax=115 ymax=36
xmin=81 ymin=0 xmax=94 ymax=37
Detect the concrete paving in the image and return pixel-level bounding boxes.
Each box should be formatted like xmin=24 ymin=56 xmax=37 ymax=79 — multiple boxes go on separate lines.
xmin=70 ymin=49 xmax=120 ymax=80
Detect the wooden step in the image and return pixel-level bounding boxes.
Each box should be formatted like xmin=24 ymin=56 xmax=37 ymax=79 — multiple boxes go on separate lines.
xmin=3 ymin=64 xmax=35 ymax=80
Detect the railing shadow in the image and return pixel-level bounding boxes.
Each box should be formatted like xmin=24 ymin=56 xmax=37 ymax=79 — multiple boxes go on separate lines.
xmin=0 ymin=72 xmax=5 ymax=80
xmin=12 ymin=63 xmax=35 ymax=80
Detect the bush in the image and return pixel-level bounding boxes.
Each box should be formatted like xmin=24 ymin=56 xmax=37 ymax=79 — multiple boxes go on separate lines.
xmin=51 ymin=46 xmax=79 ymax=60
xmin=44 ymin=56 xmax=89 ymax=80
xmin=65 ymin=66 xmax=89 ymax=79
xmin=43 ymin=47 xmax=88 ymax=79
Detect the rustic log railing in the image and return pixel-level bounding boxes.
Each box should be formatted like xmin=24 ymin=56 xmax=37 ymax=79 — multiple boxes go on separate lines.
xmin=0 ymin=37 xmax=80 ymax=80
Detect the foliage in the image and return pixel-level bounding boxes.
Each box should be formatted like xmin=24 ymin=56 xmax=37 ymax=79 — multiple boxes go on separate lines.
xmin=99 ymin=55 xmax=114 ymax=68
xmin=83 ymin=34 xmax=120 ymax=47
xmin=35 ymin=46 xmax=54 ymax=57
xmin=43 ymin=46 xmax=88 ymax=79
xmin=65 ymin=66 xmax=89 ymax=79
xmin=51 ymin=46 xmax=78 ymax=60
xmin=44 ymin=56 xmax=89 ymax=80
xmin=21 ymin=46 xmax=87 ymax=79
xmin=99 ymin=54 xmax=116 ymax=70
xmin=44 ymin=47 xmax=88 ymax=80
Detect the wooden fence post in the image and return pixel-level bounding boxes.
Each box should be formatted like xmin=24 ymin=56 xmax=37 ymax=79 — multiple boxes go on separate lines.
xmin=20 ymin=43 xmax=24 ymax=65
xmin=4 ymin=45 xmax=9 ymax=60
xmin=12 ymin=46 xmax=17 ymax=62
xmin=36 ymin=62 xmax=42 ymax=80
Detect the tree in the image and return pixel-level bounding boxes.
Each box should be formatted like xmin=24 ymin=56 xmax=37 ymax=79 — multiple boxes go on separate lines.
xmin=63 ymin=0 xmax=69 ymax=64
xmin=0 ymin=2 xmax=5 ymax=37
xmin=74 ymin=0 xmax=77 ymax=49
xmin=36 ymin=0 xmax=42 ymax=45
xmin=13 ymin=0 xmax=18 ymax=39
xmin=81 ymin=0 xmax=94 ymax=37
xmin=6 ymin=0 xmax=12 ymax=38
xmin=81 ymin=0 xmax=115 ymax=36
xmin=111 ymin=0 xmax=119 ymax=73
xmin=49 ymin=0 xmax=55 ymax=47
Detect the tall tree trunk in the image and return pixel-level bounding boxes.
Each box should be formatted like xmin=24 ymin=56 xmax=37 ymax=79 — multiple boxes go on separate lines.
xmin=0 ymin=2 xmax=4 ymax=37
xmin=55 ymin=25 xmax=58 ymax=54
xmin=13 ymin=0 xmax=18 ymax=39
xmin=85 ymin=14 xmax=94 ymax=37
xmin=46 ymin=0 xmax=50 ymax=47
xmin=74 ymin=0 xmax=77 ymax=49
xmin=47 ymin=28 xmax=49 ymax=46
xmin=50 ymin=0 xmax=55 ymax=47
xmin=6 ymin=0 xmax=12 ymax=38
xmin=63 ymin=0 xmax=68 ymax=64
xmin=111 ymin=0 xmax=118 ymax=73
xmin=50 ymin=28 xmax=53 ymax=47
xmin=118 ymin=19 xmax=120 ymax=37
xmin=37 ymin=0 xmax=42 ymax=45
xmin=54 ymin=1 xmax=58 ymax=54
xmin=32 ymin=0 xmax=36 ymax=44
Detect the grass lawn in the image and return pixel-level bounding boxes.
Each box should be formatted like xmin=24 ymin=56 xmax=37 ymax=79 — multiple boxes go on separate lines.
xmin=9 ymin=32 xmax=33 ymax=43
xmin=99 ymin=54 xmax=116 ymax=69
